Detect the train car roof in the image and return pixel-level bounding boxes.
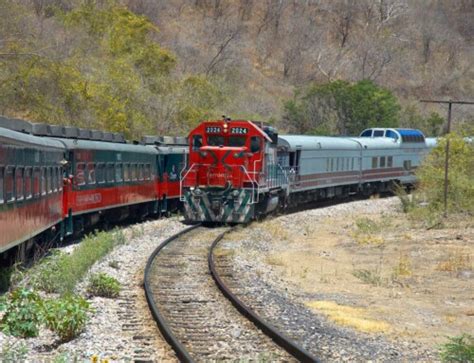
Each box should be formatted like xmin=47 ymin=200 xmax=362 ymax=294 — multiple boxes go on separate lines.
xmin=0 ymin=126 xmax=65 ymax=150
xmin=349 ymin=137 xmax=400 ymax=149
xmin=278 ymin=135 xmax=361 ymax=151
xmin=50 ymin=137 xmax=158 ymax=154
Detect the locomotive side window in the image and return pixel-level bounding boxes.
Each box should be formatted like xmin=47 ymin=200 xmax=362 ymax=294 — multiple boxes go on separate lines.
xmin=380 ymin=156 xmax=386 ymax=168
xmin=106 ymin=163 xmax=115 ymax=183
xmin=25 ymin=167 xmax=32 ymax=199
xmin=115 ymin=163 xmax=123 ymax=182
xmin=250 ymin=136 xmax=261 ymax=153
xmin=387 ymin=156 xmax=393 ymax=168
xmin=33 ymin=167 xmax=41 ymax=198
xmin=15 ymin=167 xmax=24 ymax=201
xmin=192 ymin=135 xmax=203 ymax=151
xmin=41 ymin=168 xmax=46 ymax=196
xmin=372 ymin=157 xmax=378 ymax=168
xmin=5 ymin=166 xmax=14 ymax=202
xmin=75 ymin=163 xmax=86 ymax=186
xmin=0 ymin=166 xmax=4 ymax=204
xmin=87 ymin=163 xmax=96 ymax=184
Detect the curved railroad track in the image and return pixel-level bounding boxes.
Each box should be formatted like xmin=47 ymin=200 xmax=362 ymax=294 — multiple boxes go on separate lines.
xmin=144 ymin=225 xmax=318 ymax=362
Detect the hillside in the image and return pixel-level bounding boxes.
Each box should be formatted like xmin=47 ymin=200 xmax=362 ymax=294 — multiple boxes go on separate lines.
xmin=1 ymin=0 xmax=473 ymax=137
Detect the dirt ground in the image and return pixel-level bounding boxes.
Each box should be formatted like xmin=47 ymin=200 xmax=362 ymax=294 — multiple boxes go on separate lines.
xmin=254 ymin=200 xmax=473 ymax=349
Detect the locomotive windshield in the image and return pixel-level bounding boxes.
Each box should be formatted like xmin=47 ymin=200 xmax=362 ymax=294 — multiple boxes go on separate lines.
xmin=228 ymin=136 xmax=246 ymax=147
xmin=207 ymin=135 xmax=225 ymax=146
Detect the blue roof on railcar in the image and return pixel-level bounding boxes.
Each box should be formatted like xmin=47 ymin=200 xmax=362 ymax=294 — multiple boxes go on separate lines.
xmin=0 ymin=126 xmax=65 ymax=150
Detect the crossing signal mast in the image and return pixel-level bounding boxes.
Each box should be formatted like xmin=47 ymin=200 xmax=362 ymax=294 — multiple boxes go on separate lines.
xmin=419 ymin=99 xmax=474 ymax=217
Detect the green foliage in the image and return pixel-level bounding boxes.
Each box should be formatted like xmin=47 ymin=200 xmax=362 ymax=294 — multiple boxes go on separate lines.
xmin=0 ymin=288 xmax=43 ymax=338
xmin=352 ymin=268 xmax=384 ymax=286
xmin=0 ymin=0 xmax=229 ymax=138
xmin=87 ymin=273 xmax=121 ymax=298
xmin=355 ymin=217 xmax=381 ymax=234
xmin=415 ymin=133 xmax=474 ymax=217
xmin=439 ymin=334 xmax=474 ymax=363
xmin=282 ymin=79 xmax=400 ymax=135
xmin=400 ymin=104 xmax=445 ymax=136
xmin=30 ymin=230 xmax=125 ymax=294
xmin=0 ymin=267 xmax=13 ymax=293
xmin=42 ymin=295 xmax=91 ymax=342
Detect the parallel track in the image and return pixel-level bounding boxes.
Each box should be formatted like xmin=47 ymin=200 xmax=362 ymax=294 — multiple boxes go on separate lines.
xmin=144 ymin=225 xmax=318 ymax=362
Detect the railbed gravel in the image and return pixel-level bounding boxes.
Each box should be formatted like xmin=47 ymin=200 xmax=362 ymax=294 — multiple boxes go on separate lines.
xmin=218 ymin=197 xmax=438 ymax=362
xmin=0 ymin=217 xmax=186 ymax=362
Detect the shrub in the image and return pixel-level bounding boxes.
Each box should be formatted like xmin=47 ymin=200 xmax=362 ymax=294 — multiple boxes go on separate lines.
xmin=42 ymin=295 xmax=91 ymax=342
xmin=440 ymin=334 xmax=474 ymax=362
xmin=0 ymin=288 xmax=43 ymax=338
xmin=31 ymin=230 xmax=125 ymax=294
xmin=87 ymin=273 xmax=121 ymax=298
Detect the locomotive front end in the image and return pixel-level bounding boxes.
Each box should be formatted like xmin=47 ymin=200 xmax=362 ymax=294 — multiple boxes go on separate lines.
xmin=181 ymin=119 xmax=267 ymax=223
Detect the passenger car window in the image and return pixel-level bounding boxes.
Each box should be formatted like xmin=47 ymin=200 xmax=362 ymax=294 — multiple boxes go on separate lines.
xmin=145 ymin=164 xmax=151 ymax=180
xmin=5 ymin=166 xmax=14 ymax=202
xmin=372 ymin=157 xmax=378 ymax=168
xmin=387 ymin=156 xmax=393 ymax=167
xmin=41 ymin=168 xmax=46 ymax=196
xmin=25 ymin=167 xmax=32 ymax=199
xmin=115 ymin=163 xmax=123 ymax=182
xmin=57 ymin=167 xmax=63 ymax=191
xmin=138 ymin=164 xmax=144 ymax=181
xmin=380 ymin=157 xmax=386 ymax=168
xmin=47 ymin=167 xmax=52 ymax=193
xmin=123 ymin=163 xmax=130 ymax=181
xmin=87 ymin=163 xmax=96 ymax=184
xmin=0 ymin=167 xmax=4 ymax=203
xmin=374 ymin=130 xmax=384 ymax=137
xmin=33 ymin=167 xmax=41 ymax=198
xmin=360 ymin=130 xmax=372 ymax=137
xmin=75 ymin=163 xmax=86 ymax=186
xmin=131 ymin=164 xmax=137 ymax=181
xmin=96 ymin=163 xmax=105 ymax=184
xmin=15 ymin=167 xmax=24 ymax=201
xmin=106 ymin=163 xmax=115 ymax=183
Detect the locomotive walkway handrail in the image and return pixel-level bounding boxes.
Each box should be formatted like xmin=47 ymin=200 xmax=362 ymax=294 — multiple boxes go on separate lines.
xmin=208 ymin=230 xmax=320 ymax=363
xmin=143 ymin=224 xmax=200 ymax=363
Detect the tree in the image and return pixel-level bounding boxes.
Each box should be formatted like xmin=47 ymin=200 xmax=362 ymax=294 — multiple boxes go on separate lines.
xmin=281 ymin=79 xmax=400 ymax=135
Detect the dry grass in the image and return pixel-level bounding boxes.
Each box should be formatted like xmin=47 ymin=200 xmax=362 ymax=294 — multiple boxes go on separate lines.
xmin=212 ymin=248 xmax=235 ymax=258
xmin=306 ymin=300 xmax=391 ymax=333
xmin=437 ymin=250 xmax=472 ymax=273
xmin=265 ymin=255 xmax=286 ymax=266
xmin=392 ymin=254 xmax=412 ymax=278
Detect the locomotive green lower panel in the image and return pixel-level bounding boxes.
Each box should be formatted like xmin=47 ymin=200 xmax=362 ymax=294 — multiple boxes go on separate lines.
xmin=183 ymin=188 xmax=254 ymax=223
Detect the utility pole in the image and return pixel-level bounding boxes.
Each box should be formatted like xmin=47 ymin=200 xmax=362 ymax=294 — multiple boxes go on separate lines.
xmin=419 ymin=100 xmax=474 ymax=217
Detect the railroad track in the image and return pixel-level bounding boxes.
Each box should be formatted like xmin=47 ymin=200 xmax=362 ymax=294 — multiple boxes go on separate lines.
xmin=144 ymin=225 xmax=318 ymax=362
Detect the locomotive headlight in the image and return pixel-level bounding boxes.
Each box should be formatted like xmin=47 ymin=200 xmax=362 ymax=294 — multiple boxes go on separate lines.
xmin=190 ymin=187 xmax=195 ymax=191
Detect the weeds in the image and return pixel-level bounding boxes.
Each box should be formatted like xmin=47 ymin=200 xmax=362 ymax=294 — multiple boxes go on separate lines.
xmin=437 ymin=251 xmax=472 ymax=274
xmin=352 ymin=268 xmax=384 ymax=286
xmin=439 ymin=334 xmax=474 ymax=362
xmin=42 ymin=295 xmax=91 ymax=342
xmin=353 ymin=217 xmax=385 ymax=246
xmin=0 ymin=288 xmax=43 ymax=338
xmin=28 ymin=230 xmax=125 ymax=294
xmin=392 ymin=254 xmax=412 ymax=278
xmin=87 ymin=273 xmax=121 ymax=298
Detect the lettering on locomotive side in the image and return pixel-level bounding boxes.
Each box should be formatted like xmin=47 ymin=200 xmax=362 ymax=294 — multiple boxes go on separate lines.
xmin=230 ymin=127 xmax=248 ymax=134
xmin=206 ymin=126 xmax=222 ymax=133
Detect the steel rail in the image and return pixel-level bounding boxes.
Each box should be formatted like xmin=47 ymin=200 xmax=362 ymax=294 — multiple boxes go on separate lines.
xmin=143 ymin=224 xmax=200 ymax=363
xmin=208 ymin=230 xmax=320 ymax=363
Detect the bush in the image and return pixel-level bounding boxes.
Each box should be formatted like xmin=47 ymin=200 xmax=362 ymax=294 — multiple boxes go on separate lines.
xmin=87 ymin=273 xmax=121 ymax=298
xmin=42 ymin=295 xmax=91 ymax=342
xmin=31 ymin=230 xmax=125 ymax=294
xmin=416 ymin=133 xmax=474 ymax=217
xmin=0 ymin=288 xmax=43 ymax=338
xmin=1 ymin=341 xmax=28 ymax=361
xmin=440 ymin=334 xmax=474 ymax=362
